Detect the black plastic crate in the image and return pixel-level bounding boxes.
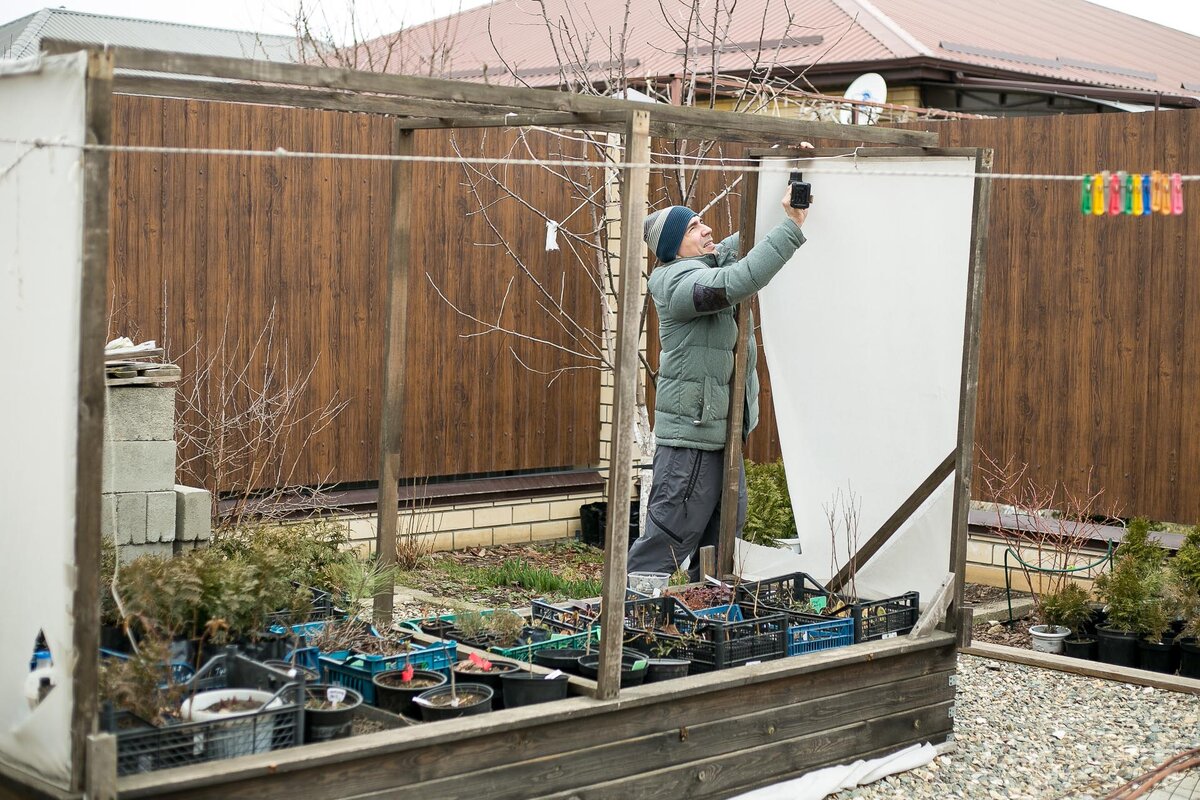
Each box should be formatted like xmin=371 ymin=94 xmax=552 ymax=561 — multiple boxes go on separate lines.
xmin=530 ymin=589 xmax=646 ymax=633
xmin=736 ymin=572 xmax=919 ymax=643
xmin=265 ymin=584 xmax=340 ymax=627
xmin=622 ymin=596 xmax=786 ymax=672
xmin=108 ymin=650 xmax=306 ymax=776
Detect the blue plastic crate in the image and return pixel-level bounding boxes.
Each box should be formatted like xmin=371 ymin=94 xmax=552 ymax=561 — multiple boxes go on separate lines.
xmin=692 ymin=604 xmax=744 ymax=622
xmin=320 ymin=640 xmax=457 ymax=704
xmin=786 ymin=616 xmax=854 ymax=656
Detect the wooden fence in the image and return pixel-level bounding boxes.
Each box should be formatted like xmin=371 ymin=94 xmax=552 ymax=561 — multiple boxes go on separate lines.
xmin=109 ymin=96 xmax=1200 ymax=523
xmin=108 ymin=95 xmax=601 ymax=492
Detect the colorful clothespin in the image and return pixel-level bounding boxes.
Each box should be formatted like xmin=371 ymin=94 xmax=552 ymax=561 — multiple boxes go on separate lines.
xmin=1108 ymin=172 xmax=1123 ymax=215
xmin=1170 ymin=173 xmax=1184 ymax=215
xmin=1160 ymin=172 xmax=1173 ymax=215
xmin=1121 ymin=172 xmax=1133 ymax=214
xmin=1080 ymin=174 xmax=1093 ymax=215
xmin=1142 ymin=174 xmax=1153 ymax=215
xmin=1131 ymin=174 xmax=1144 ymax=215
xmin=1093 ymin=172 xmax=1106 ymax=216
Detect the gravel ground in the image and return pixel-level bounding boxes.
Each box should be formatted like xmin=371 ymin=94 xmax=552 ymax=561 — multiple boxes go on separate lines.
xmin=837 ymin=654 xmax=1200 ymax=800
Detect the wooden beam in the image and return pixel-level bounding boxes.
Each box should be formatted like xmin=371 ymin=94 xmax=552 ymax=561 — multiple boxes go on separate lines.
xmin=947 ymin=148 xmax=994 ymax=636
xmin=908 ymin=572 xmax=955 ymax=639
xmin=84 ymin=735 xmax=116 ymax=800
xmin=718 ymin=162 xmax=760 ymax=576
xmin=595 ymin=109 xmax=651 ymax=700
xmin=827 ymin=451 xmax=956 ymax=593
xmin=72 ymin=47 xmax=113 ymax=795
xmin=44 ymin=41 xmax=938 ymax=146
xmin=373 ymin=123 xmax=415 ymax=622
xmin=699 ymin=545 xmax=716 ymax=581
xmin=962 ymin=641 xmax=1200 ymax=696
xmin=113 ymin=75 xmax=524 ymax=118
xmin=393 ymin=110 xmax=628 ymax=130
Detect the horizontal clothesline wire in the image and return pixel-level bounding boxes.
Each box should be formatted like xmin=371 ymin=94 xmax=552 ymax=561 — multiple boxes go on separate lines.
xmin=2 ymin=137 xmax=1199 ymax=182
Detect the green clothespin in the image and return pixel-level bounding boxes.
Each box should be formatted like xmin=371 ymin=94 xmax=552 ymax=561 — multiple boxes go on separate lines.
xmin=1080 ymin=174 xmax=1092 ymax=215
xmin=1122 ymin=172 xmax=1134 ymax=214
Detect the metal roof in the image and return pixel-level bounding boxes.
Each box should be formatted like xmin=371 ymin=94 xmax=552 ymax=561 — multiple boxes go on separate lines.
xmin=0 ymin=8 xmax=306 ymax=62
xmin=371 ymin=0 xmax=1200 ymax=102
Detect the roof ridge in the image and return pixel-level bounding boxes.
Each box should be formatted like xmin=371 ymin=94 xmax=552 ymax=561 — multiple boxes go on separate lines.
xmin=34 ymin=7 xmax=298 ymax=42
xmin=829 ymin=0 xmax=930 ymax=59
xmin=8 ymin=9 xmax=52 ymax=60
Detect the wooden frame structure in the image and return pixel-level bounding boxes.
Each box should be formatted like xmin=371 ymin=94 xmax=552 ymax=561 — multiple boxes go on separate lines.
xmin=3 ymin=41 xmax=996 ymax=800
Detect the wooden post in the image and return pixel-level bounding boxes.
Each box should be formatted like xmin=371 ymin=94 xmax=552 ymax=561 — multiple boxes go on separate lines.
xmin=947 ymin=148 xmax=993 ymax=641
xmin=595 ymin=109 xmax=650 ymax=700
xmin=717 ymin=160 xmax=760 ymax=576
xmin=374 ymin=124 xmax=415 ymax=622
xmin=85 ymin=734 xmax=117 ymax=800
xmin=73 ymin=47 xmax=113 ymax=794
xmin=699 ymin=546 xmax=716 ymax=582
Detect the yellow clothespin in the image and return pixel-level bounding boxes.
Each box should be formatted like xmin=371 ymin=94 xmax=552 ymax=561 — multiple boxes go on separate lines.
xmin=1131 ymin=174 xmax=1144 ymax=215
xmin=1092 ymin=172 xmax=1106 ymax=215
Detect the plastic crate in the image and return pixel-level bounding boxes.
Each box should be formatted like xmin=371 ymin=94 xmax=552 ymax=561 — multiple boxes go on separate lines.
xmin=489 ymin=628 xmax=600 ymax=660
xmin=265 ymin=584 xmax=341 ymax=627
xmin=736 ymin=572 xmax=920 ymax=643
xmin=622 ymin=597 xmax=786 ymax=673
xmin=320 ymin=640 xmax=457 ymax=704
xmin=786 ymin=616 xmax=854 ymax=656
xmin=692 ymin=604 xmax=743 ymax=622
xmin=530 ymin=590 xmax=646 ymax=634
xmin=108 ymin=651 xmax=305 ymax=776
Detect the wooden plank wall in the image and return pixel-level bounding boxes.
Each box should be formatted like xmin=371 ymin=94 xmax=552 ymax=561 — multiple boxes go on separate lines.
xmin=118 ymin=635 xmax=957 ymax=800
xmin=108 ymin=96 xmax=601 ymax=492
xmin=907 ymin=110 xmax=1199 ymax=523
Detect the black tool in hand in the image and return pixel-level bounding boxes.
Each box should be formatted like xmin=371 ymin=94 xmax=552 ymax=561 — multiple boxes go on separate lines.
xmin=789 ymin=171 xmax=811 ymax=209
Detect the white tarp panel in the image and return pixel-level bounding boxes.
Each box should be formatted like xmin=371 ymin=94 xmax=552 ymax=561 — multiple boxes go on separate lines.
xmin=754 ymin=156 xmax=977 ymax=602
xmin=0 ymin=51 xmax=89 ymax=783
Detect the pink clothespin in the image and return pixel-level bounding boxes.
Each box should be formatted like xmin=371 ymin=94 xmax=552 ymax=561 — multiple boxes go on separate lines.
xmin=1108 ymin=172 xmax=1122 ymax=215
xmin=1170 ymin=173 xmax=1184 ymax=215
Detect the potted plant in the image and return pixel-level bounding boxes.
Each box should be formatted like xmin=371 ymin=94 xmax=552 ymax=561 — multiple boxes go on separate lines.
xmin=1093 ymin=518 xmax=1168 ymax=668
xmin=1166 ymin=524 xmax=1200 ymax=678
xmin=1036 ymin=583 xmax=1092 ymax=657
xmin=451 ymin=652 xmax=522 ymax=707
xmin=179 ymin=688 xmax=284 ymax=759
xmin=302 ymin=684 xmax=363 ymax=742
xmin=372 ymin=663 xmax=447 ymax=718
xmin=413 ymin=667 xmax=492 ymax=721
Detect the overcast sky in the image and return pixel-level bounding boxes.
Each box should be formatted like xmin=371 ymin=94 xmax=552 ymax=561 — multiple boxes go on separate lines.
xmin=3 ymin=0 xmax=1199 ymax=41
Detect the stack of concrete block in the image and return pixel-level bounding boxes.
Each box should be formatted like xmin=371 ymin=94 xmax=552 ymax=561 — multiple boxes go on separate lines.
xmin=101 ymin=385 xmax=211 ymax=560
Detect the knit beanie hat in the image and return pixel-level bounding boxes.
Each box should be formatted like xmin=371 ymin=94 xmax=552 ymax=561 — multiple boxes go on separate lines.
xmin=644 ymin=205 xmax=698 ymax=262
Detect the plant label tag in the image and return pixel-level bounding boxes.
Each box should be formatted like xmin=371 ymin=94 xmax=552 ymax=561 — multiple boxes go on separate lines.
xmin=413 ymin=696 xmax=434 ymax=707
xmin=745 ymin=660 xmax=762 ymax=666
xmin=326 ymin=687 xmax=347 ymax=706
xmin=544 ymin=670 xmax=564 ymax=680
xmin=882 ymin=632 xmax=898 ymax=639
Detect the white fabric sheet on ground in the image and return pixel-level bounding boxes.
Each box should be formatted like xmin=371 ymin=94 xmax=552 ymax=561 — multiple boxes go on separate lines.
xmin=727 ymin=742 xmax=937 ymax=800
xmin=0 ymin=51 xmax=88 ymax=784
xmin=753 ymin=156 xmax=977 ymax=602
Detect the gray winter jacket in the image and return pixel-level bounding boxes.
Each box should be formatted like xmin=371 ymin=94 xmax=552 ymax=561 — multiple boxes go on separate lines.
xmin=648 ymin=218 xmax=806 ymax=450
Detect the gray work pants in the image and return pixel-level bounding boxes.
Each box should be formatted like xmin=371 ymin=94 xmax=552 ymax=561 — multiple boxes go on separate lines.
xmin=627 ymin=445 xmax=747 ymax=581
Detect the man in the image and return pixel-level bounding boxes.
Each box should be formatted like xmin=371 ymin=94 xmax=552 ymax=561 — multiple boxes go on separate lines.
xmin=626 ymin=187 xmax=810 ymax=580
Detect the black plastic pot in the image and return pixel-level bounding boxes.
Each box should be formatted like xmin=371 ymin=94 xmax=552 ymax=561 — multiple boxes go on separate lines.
xmin=372 ymin=669 xmax=447 ymax=718
xmin=419 ymin=619 xmax=459 ymax=639
xmin=1095 ymin=625 xmax=1140 ymax=667
xmin=1082 ymin=606 xmax=1107 ymax=637
xmin=533 ymin=648 xmax=589 ymax=674
xmin=575 ymin=651 xmax=649 ymax=687
xmin=1137 ymin=638 xmax=1178 ymax=674
xmin=416 ymin=683 xmax=493 ymax=721
xmin=451 ymin=658 xmax=522 ymax=709
xmin=500 ymin=672 xmax=570 ymax=707
xmin=645 ymin=658 xmax=691 ymax=683
xmin=1062 ymin=636 xmax=1097 ymax=661
xmin=1179 ymin=638 xmax=1200 ymax=679
xmin=304 ymin=684 xmax=363 ymax=743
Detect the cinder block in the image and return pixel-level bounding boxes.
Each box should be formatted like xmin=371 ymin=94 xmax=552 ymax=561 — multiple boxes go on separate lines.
xmin=175 ymin=485 xmax=212 ymax=542
xmin=105 ymin=387 xmax=175 ymax=441
xmin=115 ymin=492 xmax=148 ymax=545
xmin=102 ymin=441 xmax=176 ymax=493
xmin=431 ymin=509 xmax=474 ymax=532
xmin=100 ymin=494 xmax=114 ymax=538
xmin=118 ymin=542 xmax=173 ymax=563
xmin=965 ymin=539 xmax=995 ymax=565
xmin=549 ymin=499 xmax=585 ymax=520
xmin=453 ymin=528 xmax=495 ymax=549
xmin=493 ymin=525 xmax=532 ymax=545
xmin=146 ymin=491 xmax=176 ymax=543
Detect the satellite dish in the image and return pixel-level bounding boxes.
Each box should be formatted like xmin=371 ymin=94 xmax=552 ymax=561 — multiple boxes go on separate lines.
xmin=838 ymin=73 xmax=887 ymax=125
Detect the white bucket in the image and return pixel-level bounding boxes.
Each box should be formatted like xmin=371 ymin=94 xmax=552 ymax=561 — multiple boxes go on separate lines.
xmin=1029 ymin=624 xmax=1071 ymax=654
xmin=628 ymin=571 xmax=670 ymax=597
xmin=180 ymin=689 xmax=283 ymax=759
